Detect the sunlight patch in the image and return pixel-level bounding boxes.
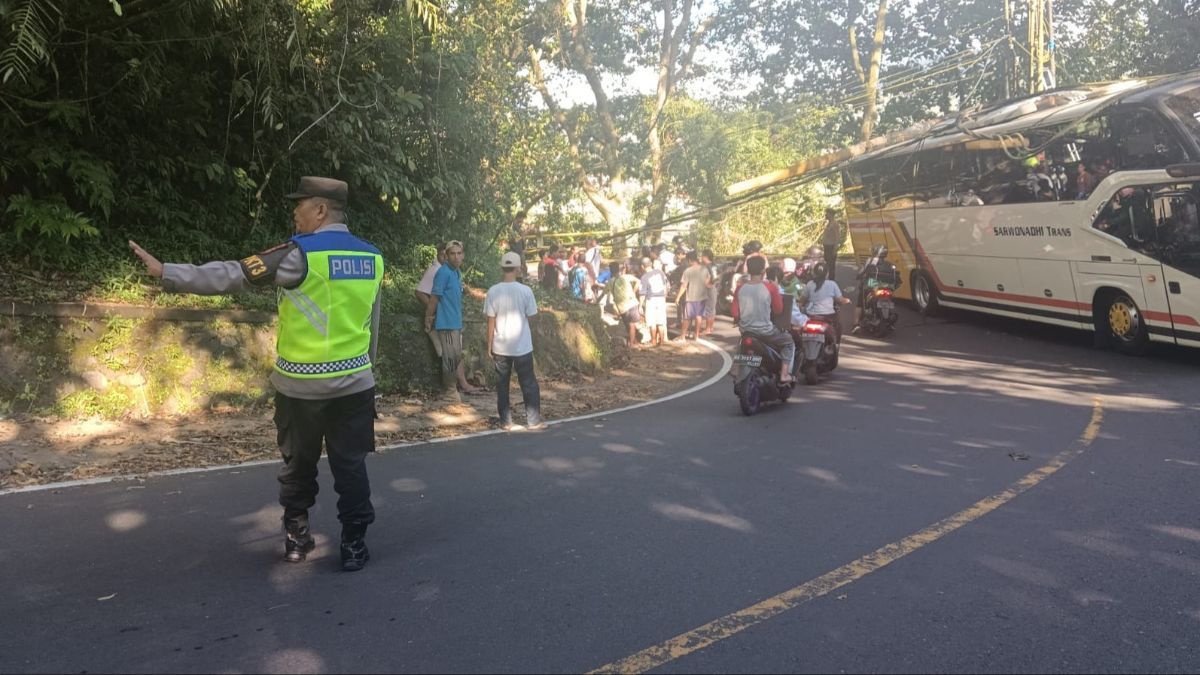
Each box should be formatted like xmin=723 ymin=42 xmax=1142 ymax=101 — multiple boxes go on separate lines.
xmin=651 ymin=502 xmax=753 ymax=533
xmin=104 ymin=509 xmax=147 ymax=532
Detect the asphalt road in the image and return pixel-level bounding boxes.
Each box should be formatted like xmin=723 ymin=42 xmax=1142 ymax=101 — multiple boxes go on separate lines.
xmin=3 ymin=297 xmax=1200 ymax=674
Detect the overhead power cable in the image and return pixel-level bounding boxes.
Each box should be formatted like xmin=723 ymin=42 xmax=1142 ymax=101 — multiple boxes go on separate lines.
xmin=661 ymin=37 xmax=1004 ymax=163
xmin=556 ymin=19 xmax=1018 ymax=244
xmin=826 ymin=15 xmax=1004 ymax=93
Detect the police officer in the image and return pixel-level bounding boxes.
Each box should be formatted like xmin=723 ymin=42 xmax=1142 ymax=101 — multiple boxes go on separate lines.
xmin=821 ymin=208 xmax=843 ymax=281
xmin=128 ymin=176 xmax=383 ymax=572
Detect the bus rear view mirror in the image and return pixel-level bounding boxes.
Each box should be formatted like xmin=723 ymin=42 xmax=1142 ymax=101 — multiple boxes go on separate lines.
xmin=1166 ymin=163 xmax=1200 ymax=178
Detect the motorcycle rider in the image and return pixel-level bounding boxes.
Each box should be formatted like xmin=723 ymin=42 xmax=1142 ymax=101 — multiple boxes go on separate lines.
xmin=801 ymin=261 xmax=850 ymax=344
xmin=732 ymin=255 xmax=795 ymax=384
xmin=853 ymin=244 xmax=901 ymax=331
xmin=730 ymin=239 xmax=766 ymax=293
xmin=796 ymin=244 xmax=824 ymax=284
xmin=780 ymin=257 xmax=803 ymax=296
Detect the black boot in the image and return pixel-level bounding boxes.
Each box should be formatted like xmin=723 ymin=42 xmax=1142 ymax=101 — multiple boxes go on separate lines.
xmin=283 ymin=514 xmax=315 ymax=563
xmin=340 ymin=524 xmax=370 ymax=572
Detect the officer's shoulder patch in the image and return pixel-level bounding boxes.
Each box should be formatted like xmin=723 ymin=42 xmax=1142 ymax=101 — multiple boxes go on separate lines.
xmin=239 ymin=241 xmax=295 ymax=287
xmin=239 ymin=254 xmax=271 ymax=282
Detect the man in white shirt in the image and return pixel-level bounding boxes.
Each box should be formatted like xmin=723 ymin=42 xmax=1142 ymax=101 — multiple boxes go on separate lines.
xmin=485 ymin=252 xmax=545 ymax=431
xmin=584 ymin=238 xmax=603 ymax=279
xmin=658 ymin=245 xmax=676 ymax=275
xmin=559 ymin=245 xmax=577 ymax=288
xmin=415 ymin=242 xmax=446 ymax=356
xmin=639 ymin=258 xmax=669 ymax=346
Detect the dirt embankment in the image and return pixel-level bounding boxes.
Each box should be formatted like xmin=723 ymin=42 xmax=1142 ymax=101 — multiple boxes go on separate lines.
xmin=0 ymin=338 xmax=720 ymax=489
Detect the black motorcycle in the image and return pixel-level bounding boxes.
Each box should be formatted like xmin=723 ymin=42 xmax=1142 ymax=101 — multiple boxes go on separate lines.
xmin=857 ymin=282 xmax=899 ymax=337
xmin=852 ymin=245 xmax=901 ymax=338
xmin=732 ymin=334 xmax=793 ymax=416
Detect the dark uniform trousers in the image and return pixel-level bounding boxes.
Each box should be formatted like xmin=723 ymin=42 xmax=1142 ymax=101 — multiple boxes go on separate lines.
xmin=274 ymin=387 xmax=376 ymax=527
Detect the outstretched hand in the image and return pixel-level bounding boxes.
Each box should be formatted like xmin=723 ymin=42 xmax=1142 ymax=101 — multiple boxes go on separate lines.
xmin=128 ymin=240 xmax=163 ymax=278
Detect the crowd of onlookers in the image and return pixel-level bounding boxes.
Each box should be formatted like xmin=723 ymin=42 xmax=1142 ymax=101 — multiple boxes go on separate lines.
xmin=535 ymin=235 xmax=724 ymax=348
xmin=408 ymin=235 xmax=726 ymax=428
xmin=409 ymin=208 xmax=849 ymax=428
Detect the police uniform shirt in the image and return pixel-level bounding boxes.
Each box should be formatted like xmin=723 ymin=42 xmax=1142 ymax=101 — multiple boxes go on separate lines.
xmin=160 ymin=223 xmax=382 ymax=400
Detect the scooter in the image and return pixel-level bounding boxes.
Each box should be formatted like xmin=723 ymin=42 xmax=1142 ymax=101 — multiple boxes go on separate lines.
xmin=791 ymin=316 xmax=839 ymax=385
xmin=731 ymin=334 xmax=793 ymax=416
xmin=858 ymin=282 xmax=899 ymax=337
xmin=850 ymin=245 xmax=901 ymax=338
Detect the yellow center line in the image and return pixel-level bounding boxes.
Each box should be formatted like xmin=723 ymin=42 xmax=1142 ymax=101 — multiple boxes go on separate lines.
xmin=589 ymin=398 xmax=1105 ymax=675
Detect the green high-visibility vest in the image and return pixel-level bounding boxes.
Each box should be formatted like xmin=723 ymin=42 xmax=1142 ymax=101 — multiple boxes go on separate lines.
xmin=274 ymin=230 xmax=384 ymax=379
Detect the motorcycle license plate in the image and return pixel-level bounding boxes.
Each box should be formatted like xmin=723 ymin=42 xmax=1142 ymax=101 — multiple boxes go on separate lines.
xmin=877 ymin=299 xmax=895 ymax=311
xmin=802 ymin=334 xmax=825 ymax=344
xmin=733 ymin=354 xmax=763 ymax=367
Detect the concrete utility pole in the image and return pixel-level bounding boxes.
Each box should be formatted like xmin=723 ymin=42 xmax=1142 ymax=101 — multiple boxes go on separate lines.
xmin=1047 ymin=0 xmax=1057 ymax=88
xmin=1026 ymin=0 xmax=1055 ymax=93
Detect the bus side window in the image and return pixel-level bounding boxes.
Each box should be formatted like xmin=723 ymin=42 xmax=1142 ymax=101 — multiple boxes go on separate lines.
xmin=1151 ymin=183 xmax=1200 ymax=275
xmin=1093 ymin=186 xmax=1154 ymax=246
xmin=1112 ymin=108 xmax=1188 ymax=169
xmin=844 ymin=163 xmax=884 ymax=211
xmin=876 ymin=154 xmax=917 ymax=209
xmin=912 ymin=148 xmax=955 ymax=208
xmin=971 ymin=151 xmax=1035 ymax=205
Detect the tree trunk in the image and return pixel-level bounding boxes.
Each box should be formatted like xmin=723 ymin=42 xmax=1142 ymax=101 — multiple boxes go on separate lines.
xmin=860 ymin=0 xmax=889 ymax=141
xmin=645 ymin=0 xmax=678 ymax=231
xmin=527 ymin=45 xmax=627 ymax=234
xmin=530 ymin=0 xmax=717 ymax=246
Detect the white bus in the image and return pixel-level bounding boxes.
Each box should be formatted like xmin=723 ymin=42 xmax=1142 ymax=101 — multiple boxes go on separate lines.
xmin=841 ymin=73 xmax=1200 ymax=353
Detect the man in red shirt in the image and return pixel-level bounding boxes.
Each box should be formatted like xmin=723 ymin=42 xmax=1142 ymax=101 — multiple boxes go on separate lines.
xmin=732 ymin=255 xmax=795 ymax=383
xmin=540 ymin=244 xmax=561 ymax=290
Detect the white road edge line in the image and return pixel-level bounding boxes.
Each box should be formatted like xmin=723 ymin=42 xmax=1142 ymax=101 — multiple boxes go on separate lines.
xmin=1 ymin=338 xmax=733 ymax=497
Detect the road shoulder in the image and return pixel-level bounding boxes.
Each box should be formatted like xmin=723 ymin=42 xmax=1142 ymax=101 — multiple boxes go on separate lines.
xmin=0 ymin=339 xmax=724 ymax=491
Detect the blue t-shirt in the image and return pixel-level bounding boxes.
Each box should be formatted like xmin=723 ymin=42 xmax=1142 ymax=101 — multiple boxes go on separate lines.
xmin=804 ymin=279 xmax=843 ymax=316
xmin=432 ymin=264 xmax=463 ymax=330
xmin=570 ymin=266 xmax=588 ymax=299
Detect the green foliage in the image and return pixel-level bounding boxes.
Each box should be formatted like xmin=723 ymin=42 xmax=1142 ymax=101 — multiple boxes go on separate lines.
xmin=0 ymin=0 xmax=536 ymax=303
xmin=91 ymin=317 xmax=139 ymax=371
xmin=670 ymin=98 xmax=837 ymax=255
xmin=6 ymin=194 xmax=98 ymax=244
xmin=727 ymin=0 xmax=1199 ymax=141
xmin=57 ymin=386 xmax=136 ymax=420
xmin=2 ymin=0 xmax=1197 ymax=307
xmin=405 ymin=0 xmax=442 ymax=34
xmin=0 ymin=0 xmax=60 ymax=84
xmin=1057 ymin=0 xmax=1200 ymax=83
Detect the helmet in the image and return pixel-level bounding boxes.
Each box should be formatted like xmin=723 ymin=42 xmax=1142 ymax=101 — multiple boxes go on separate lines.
xmin=782 ymin=257 xmax=797 ymax=274
xmin=872 ymin=244 xmax=888 ymax=259
xmin=1022 ymin=155 xmax=1040 ymax=169
xmin=742 ymin=240 xmax=763 ymax=256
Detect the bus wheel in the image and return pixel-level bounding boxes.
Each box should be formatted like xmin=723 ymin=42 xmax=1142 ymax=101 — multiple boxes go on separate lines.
xmin=913 ymin=273 xmax=940 ymax=317
xmin=1102 ymin=292 xmax=1148 ymax=356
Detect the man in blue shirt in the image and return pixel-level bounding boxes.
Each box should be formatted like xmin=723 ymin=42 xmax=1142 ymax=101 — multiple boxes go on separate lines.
xmin=424 ymin=241 xmax=482 ymax=400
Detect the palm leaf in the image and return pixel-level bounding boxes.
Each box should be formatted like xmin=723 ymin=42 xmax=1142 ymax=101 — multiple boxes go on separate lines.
xmin=405 ymin=0 xmax=442 ymax=35
xmin=0 ymin=0 xmax=60 ymax=85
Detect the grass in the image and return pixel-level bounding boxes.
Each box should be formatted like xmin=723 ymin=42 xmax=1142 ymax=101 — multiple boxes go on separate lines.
xmin=91 ymin=317 xmax=140 ymax=371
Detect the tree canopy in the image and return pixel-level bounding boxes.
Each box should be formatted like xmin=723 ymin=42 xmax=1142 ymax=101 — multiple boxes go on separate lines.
xmin=2 ymin=0 xmax=1198 ymax=300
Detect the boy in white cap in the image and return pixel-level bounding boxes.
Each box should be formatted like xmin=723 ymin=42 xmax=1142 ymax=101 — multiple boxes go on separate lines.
xmin=485 ymin=252 xmax=545 ymax=431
